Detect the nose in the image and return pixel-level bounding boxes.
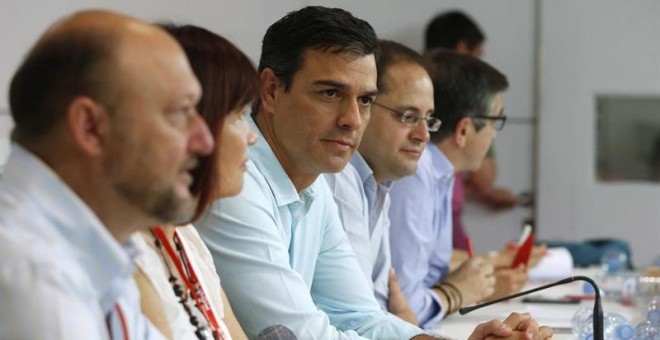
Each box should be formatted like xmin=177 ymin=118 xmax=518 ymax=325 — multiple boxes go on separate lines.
xmin=411 ymin=120 xmax=430 ymax=144
xmin=336 ymin=99 xmax=366 ymax=131
xmin=189 ymin=113 xmax=215 ymax=156
xmin=246 ymin=125 xmax=258 ymax=146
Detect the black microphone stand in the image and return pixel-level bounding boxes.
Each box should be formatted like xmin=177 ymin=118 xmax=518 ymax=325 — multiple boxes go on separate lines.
xmin=458 ymin=276 xmax=603 ymax=340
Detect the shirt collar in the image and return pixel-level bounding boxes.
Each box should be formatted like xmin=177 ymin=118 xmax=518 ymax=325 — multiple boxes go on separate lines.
xmin=349 ymin=152 xmax=394 ymax=213
xmin=247 ymin=114 xmax=317 ymax=208
xmin=350 ymin=152 xmax=394 ymax=191
xmin=3 ymin=144 xmax=135 ymax=306
xmin=349 ymin=152 xmax=374 ymax=184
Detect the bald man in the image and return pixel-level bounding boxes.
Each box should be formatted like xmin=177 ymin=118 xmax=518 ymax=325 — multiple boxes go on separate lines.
xmin=0 ymin=10 xmax=213 ymax=339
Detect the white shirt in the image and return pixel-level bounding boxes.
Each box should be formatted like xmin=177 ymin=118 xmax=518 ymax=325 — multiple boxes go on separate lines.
xmin=324 ymin=153 xmax=393 ymax=310
xmin=0 ymin=144 xmax=164 ymax=340
xmin=135 ymin=225 xmax=232 ymax=340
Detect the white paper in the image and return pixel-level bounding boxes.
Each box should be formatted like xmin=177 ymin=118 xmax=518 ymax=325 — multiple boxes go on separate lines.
xmin=529 ymin=247 xmax=574 ymax=282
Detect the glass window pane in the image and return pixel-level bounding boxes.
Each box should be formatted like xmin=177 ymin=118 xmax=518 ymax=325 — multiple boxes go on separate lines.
xmin=596 ymin=96 xmax=660 ymax=183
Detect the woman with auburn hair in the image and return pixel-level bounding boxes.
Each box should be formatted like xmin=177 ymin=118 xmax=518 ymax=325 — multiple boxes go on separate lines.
xmin=134 ymin=24 xmax=257 ymax=340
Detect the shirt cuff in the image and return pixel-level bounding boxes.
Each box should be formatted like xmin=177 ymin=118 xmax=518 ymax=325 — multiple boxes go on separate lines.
xmin=418 ymin=288 xmax=447 ymax=330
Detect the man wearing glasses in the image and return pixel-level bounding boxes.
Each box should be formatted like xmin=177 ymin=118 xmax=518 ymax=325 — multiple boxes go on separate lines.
xmin=388 ymin=49 xmax=514 ymax=329
xmin=325 ymin=40 xmax=439 ymax=326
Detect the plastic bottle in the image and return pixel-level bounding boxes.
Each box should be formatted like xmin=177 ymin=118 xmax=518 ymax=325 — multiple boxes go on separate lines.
xmin=644 ymin=296 xmax=660 ymax=325
xmin=580 ymin=315 xmax=595 ymax=340
xmin=574 ymin=311 xmax=633 ymax=340
xmin=601 ymin=249 xmax=628 ymax=275
xmin=600 ymin=249 xmax=630 ymax=300
xmin=602 ymin=313 xmax=633 ymax=340
xmin=573 ymin=306 xmax=593 ymax=338
xmin=633 ymin=320 xmax=659 ymax=339
xmin=634 ymin=296 xmax=660 ymax=339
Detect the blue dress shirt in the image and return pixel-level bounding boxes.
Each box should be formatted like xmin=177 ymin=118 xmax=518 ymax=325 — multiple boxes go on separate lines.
xmin=0 ymin=144 xmax=163 ymax=340
xmin=196 ymin=116 xmax=422 ymax=340
xmin=324 ymin=152 xmax=393 ymax=310
xmin=388 ymin=143 xmax=455 ymax=329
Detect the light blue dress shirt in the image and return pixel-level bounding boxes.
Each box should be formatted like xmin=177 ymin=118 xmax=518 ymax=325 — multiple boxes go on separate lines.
xmin=324 ymin=152 xmax=393 ymax=310
xmin=0 ymin=144 xmax=163 ymax=340
xmin=388 ymin=143 xmax=455 ymax=330
xmin=196 ymin=116 xmax=422 ymax=340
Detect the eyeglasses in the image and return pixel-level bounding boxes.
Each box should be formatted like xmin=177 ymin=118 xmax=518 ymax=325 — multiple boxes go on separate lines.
xmin=372 ymin=102 xmax=441 ymax=132
xmin=472 ymin=115 xmax=507 ymax=131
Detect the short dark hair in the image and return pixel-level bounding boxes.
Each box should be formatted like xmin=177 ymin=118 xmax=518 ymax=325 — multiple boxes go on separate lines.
xmin=160 ymin=24 xmax=258 ymax=222
xmin=9 ymin=30 xmax=115 ymax=141
xmin=258 ymin=6 xmax=378 ymax=91
xmin=424 ymin=10 xmax=485 ymax=52
xmin=376 ymin=40 xmax=430 ymax=93
xmin=426 ymin=48 xmax=508 ymax=142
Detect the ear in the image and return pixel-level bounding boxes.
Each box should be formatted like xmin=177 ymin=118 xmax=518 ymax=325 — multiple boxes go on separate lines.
xmin=66 ymin=96 xmax=109 ymax=157
xmin=453 ymin=116 xmax=472 ymax=148
xmin=259 ymin=68 xmax=280 ymax=114
xmin=455 ymin=41 xmax=471 ymax=54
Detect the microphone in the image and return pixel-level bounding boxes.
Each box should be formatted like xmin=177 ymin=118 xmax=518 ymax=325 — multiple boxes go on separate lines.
xmin=458 ymin=276 xmax=603 ymax=340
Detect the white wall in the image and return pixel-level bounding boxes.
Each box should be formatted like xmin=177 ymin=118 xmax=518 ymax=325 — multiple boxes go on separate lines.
xmin=0 ymin=0 xmax=308 ymax=105
xmin=537 ymin=0 xmax=660 ymax=267
xmin=0 ymin=0 xmax=535 ymax=251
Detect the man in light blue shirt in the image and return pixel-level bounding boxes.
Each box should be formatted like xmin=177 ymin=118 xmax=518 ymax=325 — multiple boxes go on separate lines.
xmin=325 ymin=40 xmax=438 ymax=326
xmin=0 ymin=10 xmax=214 ymax=339
xmin=389 ymin=50 xmax=515 ymax=329
xmin=196 ymin=7 xmax=426 ymax=339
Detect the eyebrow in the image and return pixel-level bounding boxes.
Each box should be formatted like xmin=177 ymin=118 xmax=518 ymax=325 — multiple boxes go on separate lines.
xmin=312 ymin=79 xmax=379 ymax=97
xmin=394 ymin=105 xmax=435 ymax=115
xmin=363 ymin=89 xmax=380 ymax=98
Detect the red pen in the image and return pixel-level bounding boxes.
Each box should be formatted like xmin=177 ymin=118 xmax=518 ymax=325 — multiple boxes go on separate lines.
xmin=466 ymin=237 xmax=474 ymax=257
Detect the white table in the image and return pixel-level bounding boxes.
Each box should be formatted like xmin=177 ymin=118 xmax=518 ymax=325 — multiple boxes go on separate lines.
xmin=431 ymin=269 xmax=641 ymax=339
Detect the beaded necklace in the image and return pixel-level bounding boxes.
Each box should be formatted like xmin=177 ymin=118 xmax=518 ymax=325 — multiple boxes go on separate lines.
xmin=150 ymin=227 xmax=225 ymax=340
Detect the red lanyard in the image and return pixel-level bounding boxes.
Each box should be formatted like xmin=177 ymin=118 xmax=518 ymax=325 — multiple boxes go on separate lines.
xmin=106 ymin=303 xmax=129 ymax=340
xmin=151 ymin=227 xmax=225 ymax=340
